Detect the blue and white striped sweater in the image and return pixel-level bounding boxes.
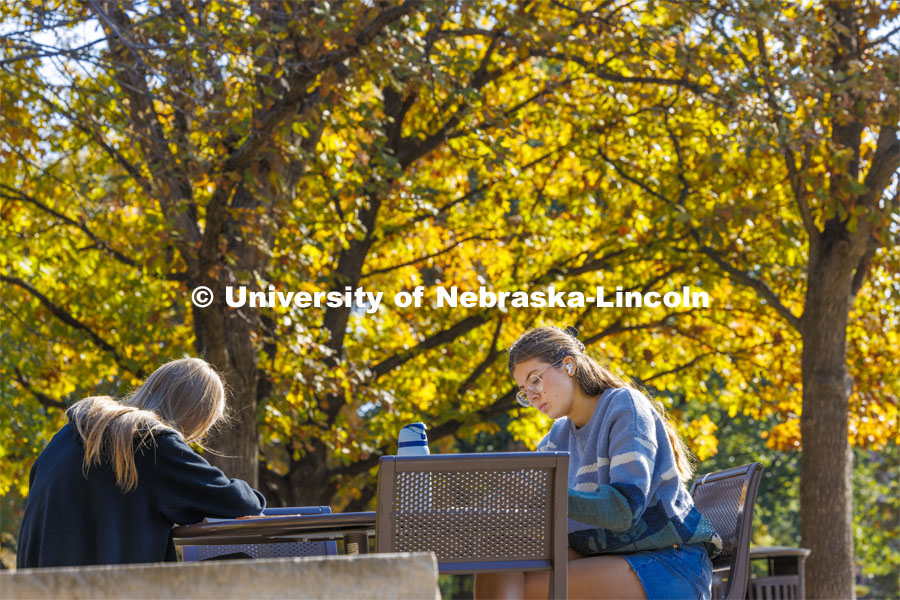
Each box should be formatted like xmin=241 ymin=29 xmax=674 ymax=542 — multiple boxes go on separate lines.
xmin=537 ymin=387 xmax=722 ymax=556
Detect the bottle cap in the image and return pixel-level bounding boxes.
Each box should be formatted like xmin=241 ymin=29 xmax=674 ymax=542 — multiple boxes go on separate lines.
xmin=398 ymin=422 xmax=429 ymax=455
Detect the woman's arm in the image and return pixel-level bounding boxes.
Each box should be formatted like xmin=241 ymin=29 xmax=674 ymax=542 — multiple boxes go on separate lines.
xmin=148 ymin=432 xmax=266 ymax=525
xmin=567 ymin=389 xmax=660 ymax=532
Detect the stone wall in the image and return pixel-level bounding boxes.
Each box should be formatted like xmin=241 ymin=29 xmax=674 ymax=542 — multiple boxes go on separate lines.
xmin=1 ymin=552 xmax=440 ymax=599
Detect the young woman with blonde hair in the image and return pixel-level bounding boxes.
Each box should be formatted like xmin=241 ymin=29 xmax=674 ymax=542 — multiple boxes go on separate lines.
xmin=17 ymin=358 xmax=265 ymax=568
xmin=475 ymin=326 xmax=720 ymax=599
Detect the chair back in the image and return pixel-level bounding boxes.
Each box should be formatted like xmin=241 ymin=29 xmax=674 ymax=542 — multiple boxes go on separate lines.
xmin=376 ymin=452 xmax=569 ymax=600
xmin=690 ymin=463 xmax=764 ymax=600
xmin=180 ymin=506 xmax=338 ymax=561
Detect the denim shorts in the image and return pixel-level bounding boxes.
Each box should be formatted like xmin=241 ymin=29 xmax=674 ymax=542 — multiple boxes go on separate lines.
xmin=622 ymin=544 xmax=713 ymax=600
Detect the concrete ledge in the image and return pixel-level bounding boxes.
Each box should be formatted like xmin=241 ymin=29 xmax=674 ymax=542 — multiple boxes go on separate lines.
xmin=1 ymin=552 xmax=440 ymax=599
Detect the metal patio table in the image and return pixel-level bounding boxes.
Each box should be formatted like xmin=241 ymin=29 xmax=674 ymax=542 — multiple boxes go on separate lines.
xmin=172 ymin=511 xmax=377 ymax=555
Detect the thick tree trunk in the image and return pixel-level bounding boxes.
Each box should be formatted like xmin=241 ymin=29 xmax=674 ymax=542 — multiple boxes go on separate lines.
xmin=800 ymin=223 xmax=861 ymax=599
xmin=192 ymin=184 xmax=271 ymax=488
xmin=288 ymin=447 xmax=341 ymax=506
xmin=193 ymin=291 xmax=260 ymax=487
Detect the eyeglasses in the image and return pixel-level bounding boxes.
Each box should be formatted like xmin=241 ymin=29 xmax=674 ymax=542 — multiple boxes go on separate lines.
xmin=516 ymin=362 xmax=562 ymax=408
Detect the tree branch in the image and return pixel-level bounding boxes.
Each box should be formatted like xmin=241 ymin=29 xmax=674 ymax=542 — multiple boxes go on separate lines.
xmin=593 ymin=144 xmax=670 ymax=204
xmin=426 ymin=389 xmax=517 ymax=445
xmin=698 ymin=245 xmax=802 ymax=331
xmin=850 ymin=247 xmax=876 ymax=299
xmin=753 ymin=25 xmax=820 ymax=241
xmin=361 ymin=235 xmax=496 ymax=278
xmin=396 ymin=31 xmax=518 ymax=168
xmin=641 ymin=351 xmax=716 ymax=384
xmin=0 ymin=185 xmax=186 ymax=282
xmin=222 ymin=3 xmax=419 ymax=175
xmin=13 ymin=367 xmax=69 ymax=410
xmin=370 ymin=315 xmax=491 ymax=379
xmin=0 ymin=274 xmax=146 ymax=377
xmin=382 ymin=143 xmax=568 ymax=238
xmin=861 ymin=125 xmax=900 ymax=207
xmin=87 ymin=1 xmax=202 ymax=257
xmin=531 ymin=49 xmax=710 ymax=96
xmin=594 ymin=113 xmax=803 ymax=332
xmin=455 ymin=318 xmax=504 ymax=397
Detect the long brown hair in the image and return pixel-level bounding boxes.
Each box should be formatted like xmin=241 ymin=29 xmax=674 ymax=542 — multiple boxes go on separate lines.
xmin=508 ymin=326 xmax=694 ymax=482
xmin=66 ymin=358 xmax=226 ymax=492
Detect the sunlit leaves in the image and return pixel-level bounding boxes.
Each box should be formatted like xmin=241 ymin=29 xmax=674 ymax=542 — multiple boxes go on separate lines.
xmin=1 ymin=8 xmax=896 ymax=578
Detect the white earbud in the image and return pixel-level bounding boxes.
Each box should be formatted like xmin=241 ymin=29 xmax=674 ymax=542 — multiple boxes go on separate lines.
xmin=566 ymin=364 xmax=573 ymax=375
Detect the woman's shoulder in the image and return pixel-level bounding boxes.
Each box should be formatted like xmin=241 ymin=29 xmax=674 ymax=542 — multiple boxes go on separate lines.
xmin=36 ymin=423 xmax=81 ymax=457
xmin=604 ymin=387 xmax=654 ymax=414
xmin=134 ymin=426 xmax=190 ymax=458
xmin=600 ymin=387 xmax=660 ymax=434
xmin=603 ymin=386 xmax=649 ymax=402
xmin=537 ymin=418 xmax=570 ymax=451
xmin=148 ymin=426 xmax=184 ymax=445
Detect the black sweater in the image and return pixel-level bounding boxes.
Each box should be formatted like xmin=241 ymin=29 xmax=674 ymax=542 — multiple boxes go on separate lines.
xmin=17 ymin=423 xmax=265 ymax=568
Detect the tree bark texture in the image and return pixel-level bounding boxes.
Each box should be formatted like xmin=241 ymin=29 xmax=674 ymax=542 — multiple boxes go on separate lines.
xmin=800 ymin=220 xmax=864 ymax=600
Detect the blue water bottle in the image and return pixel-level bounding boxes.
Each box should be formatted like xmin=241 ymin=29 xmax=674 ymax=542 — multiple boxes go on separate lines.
xmin=398 ymin=422 xmax=430 ymax=455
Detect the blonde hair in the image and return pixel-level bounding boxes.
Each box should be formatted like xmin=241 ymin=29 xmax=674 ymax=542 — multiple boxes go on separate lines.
xmin=66 ymin=358 xmax=226 ymax=492
xmin=508 ymin=326 xmax=694 ymax=483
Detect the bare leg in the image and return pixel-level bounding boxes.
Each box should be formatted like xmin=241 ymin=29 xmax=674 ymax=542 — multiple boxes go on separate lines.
xmin=522 ymin=548 xmax=646 ymax=600
xmin=474 ymin=571 xmax=525 ymax=599
xmin=476 ymin=548 xmax=644 ymax=600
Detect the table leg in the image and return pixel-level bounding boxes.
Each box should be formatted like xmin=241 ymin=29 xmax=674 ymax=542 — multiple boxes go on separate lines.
xmin=344 ymin=532 xmax=369 ymax=555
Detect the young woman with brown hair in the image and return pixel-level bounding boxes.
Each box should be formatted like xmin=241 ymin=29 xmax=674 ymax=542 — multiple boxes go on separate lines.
xmin=475 ymin=326 xmax=720 ymax=599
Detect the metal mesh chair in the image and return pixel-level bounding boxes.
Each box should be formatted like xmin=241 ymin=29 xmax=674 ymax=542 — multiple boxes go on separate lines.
xmin=690 ymin=463 xmax=764 ymax=600
xmin=375 ymin=452 xmax=569 ymax=600
xmin=180 ymin=506 xmax=338 ymax=561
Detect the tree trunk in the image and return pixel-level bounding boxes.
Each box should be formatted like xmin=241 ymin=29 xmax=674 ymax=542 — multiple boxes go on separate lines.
xmin=800 ymin=222 xmax=861 ymax=599
xmin=191 ymin=186 xmax=271 ymax=488
xmin=192 ymin=290 xmax=260 ymax=487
